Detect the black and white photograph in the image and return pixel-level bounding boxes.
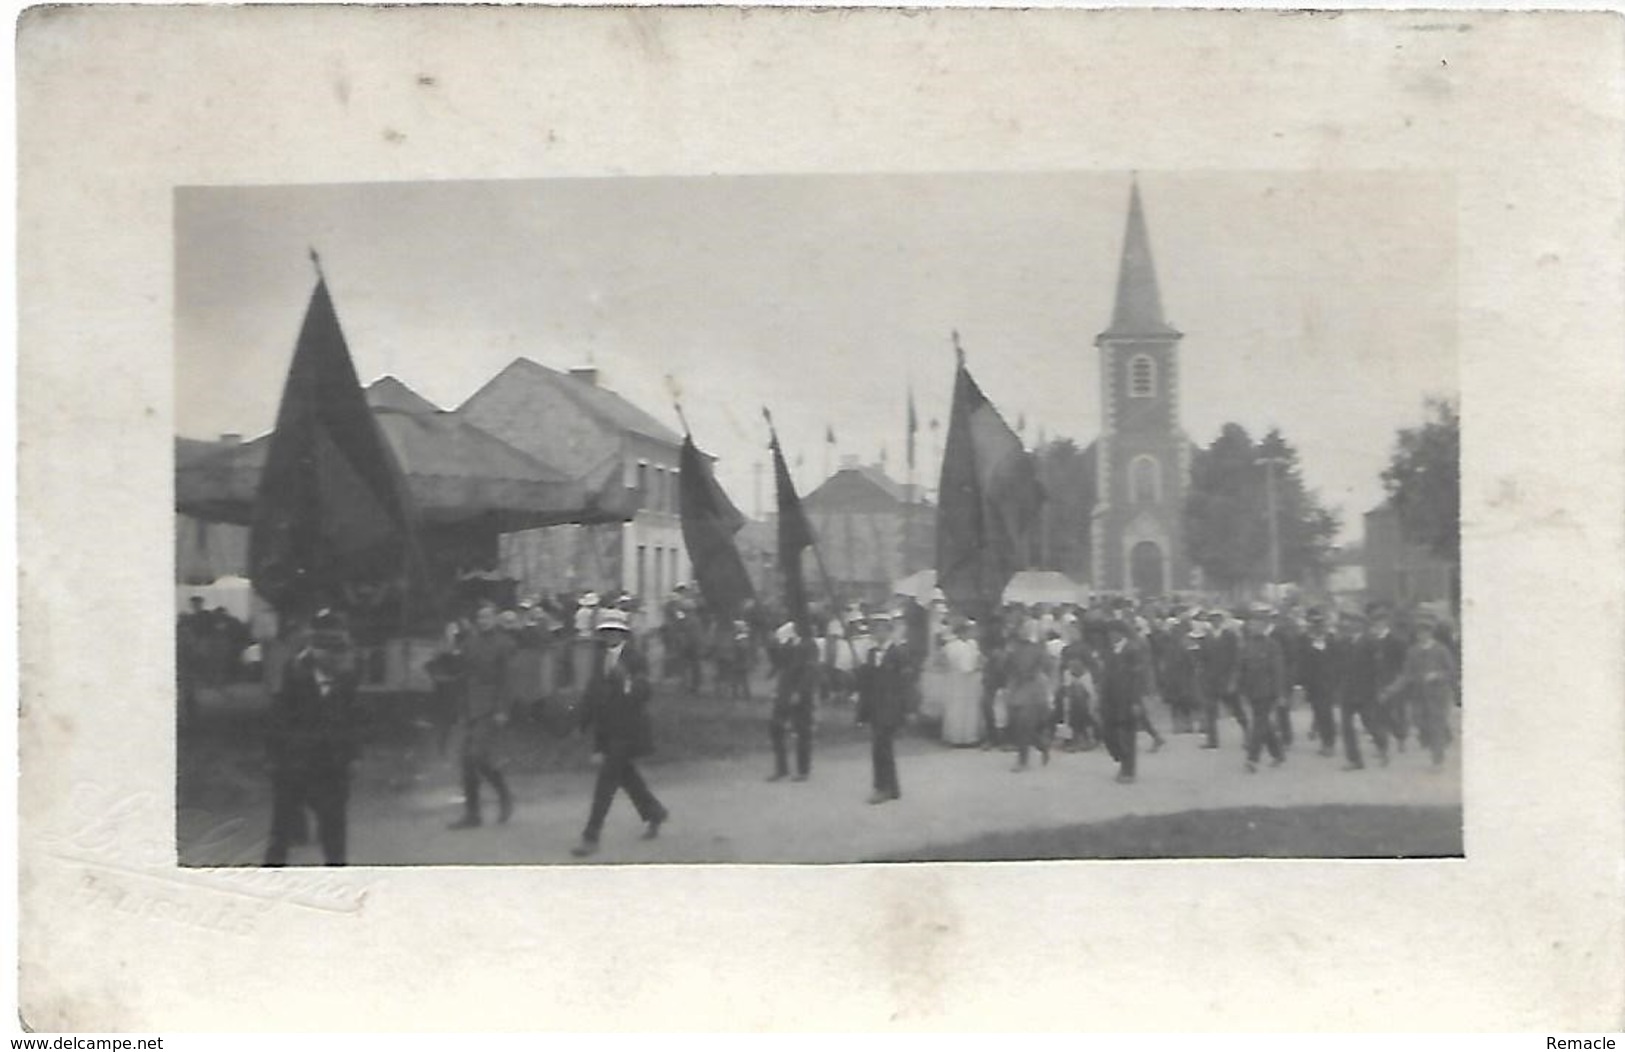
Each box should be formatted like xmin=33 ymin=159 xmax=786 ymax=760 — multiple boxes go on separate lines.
xmin=19 ymin=5 xmax=1625 ymax=1033
xmin=172 ymin=171 xmax=1462 ymax=866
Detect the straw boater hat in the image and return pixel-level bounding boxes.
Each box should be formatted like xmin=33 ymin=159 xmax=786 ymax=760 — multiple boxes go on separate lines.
xmin=579 ymin=591 xmax=601 ymax=608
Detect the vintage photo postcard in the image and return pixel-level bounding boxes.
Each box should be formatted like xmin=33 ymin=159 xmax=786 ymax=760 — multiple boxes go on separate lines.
xmin=18 ymin=4 xmax=1625 ymax=1032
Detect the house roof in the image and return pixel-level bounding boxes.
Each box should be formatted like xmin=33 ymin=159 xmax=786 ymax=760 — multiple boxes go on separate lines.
xmin=175 ymin=404 xmax=633 ymax=532
xmin=365 ymin=375 xmax=442 ymax=414
xmin=459 ymin=358 xmax=683 ymax=448
xmin=804 ymin=463 xmax=931 ymax=512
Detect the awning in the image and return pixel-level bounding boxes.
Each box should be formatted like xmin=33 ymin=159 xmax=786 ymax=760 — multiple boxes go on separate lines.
xmin=176 ymin=408 xmax=636 ymax=533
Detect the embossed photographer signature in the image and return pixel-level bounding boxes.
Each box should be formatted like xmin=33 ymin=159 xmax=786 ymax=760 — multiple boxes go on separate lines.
xmin=39 ymin=782 xmax=372 ymax=917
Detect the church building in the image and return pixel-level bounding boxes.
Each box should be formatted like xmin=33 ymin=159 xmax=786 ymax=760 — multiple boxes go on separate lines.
xmin=1088 ymin=181 xmax=1194 ymax=595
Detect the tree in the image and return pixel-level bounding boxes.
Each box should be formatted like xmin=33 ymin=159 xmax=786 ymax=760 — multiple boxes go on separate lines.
xmin=1032 ymin=437 xmax=1095 ymax=581
xmin=1381 ymin=397 xmax=1460 ymax=563
xmin=1184 ymin=424 xmax=1341 ymax=594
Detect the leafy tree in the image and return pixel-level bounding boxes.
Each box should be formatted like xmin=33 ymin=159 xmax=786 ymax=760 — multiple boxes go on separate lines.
xmin=1185 ymin=424 xmax=1341 ymax=593
xmin=1033 ymin=437 xmax=1095 ymax=581
xmin=1381 ymin=397 xmax=1460 ymax=563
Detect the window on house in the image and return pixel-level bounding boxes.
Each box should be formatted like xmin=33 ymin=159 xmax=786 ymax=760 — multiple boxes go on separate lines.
xmin=669 ymin=468 xmax=680 ymax=513
xmin=636 ymin=461 xmax=649 ymax=509
xmin=1130 ymin=355 xmax=1156 ymax=398
xmin=1130 ymin=455 xmax=1162 ymax=505
xmin=637 ymin=545 xmax=647 ymax=597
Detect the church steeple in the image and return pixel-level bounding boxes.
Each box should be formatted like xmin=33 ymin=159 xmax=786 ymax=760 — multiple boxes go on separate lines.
xmin=1100 ymin=179 xmax=1181 ymax=341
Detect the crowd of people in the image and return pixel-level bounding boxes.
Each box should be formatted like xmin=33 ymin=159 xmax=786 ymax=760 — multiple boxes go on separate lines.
xmin=247 ymin=582 xmax=1461 ymax=866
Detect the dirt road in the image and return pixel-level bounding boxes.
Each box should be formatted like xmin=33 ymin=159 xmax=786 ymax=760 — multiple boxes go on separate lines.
xmin=181 ymin=707 xmax=1462 ymax=866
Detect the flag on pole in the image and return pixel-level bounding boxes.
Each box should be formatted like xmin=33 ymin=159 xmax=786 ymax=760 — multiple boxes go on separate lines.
xmin=770 ymin=431 xmax=816 ymax=631
xmin=249 ymin=271 xmax=425 ymax=619
xmin=935 ymin=355 xmax=1044 ymax=613
xmin=907 ymin=389 xmax=919 ymax=470
xmin=677 ymin=434 xmax=756 ymax=619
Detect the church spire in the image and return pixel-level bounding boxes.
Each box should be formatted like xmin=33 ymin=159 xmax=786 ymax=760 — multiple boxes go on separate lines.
xmin=1102 ymin=178 xmax=1181 ymax=340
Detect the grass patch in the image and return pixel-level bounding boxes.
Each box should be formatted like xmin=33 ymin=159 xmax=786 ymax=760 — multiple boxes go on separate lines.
xmin=876 ymin=804 xmax=1464 ymax=861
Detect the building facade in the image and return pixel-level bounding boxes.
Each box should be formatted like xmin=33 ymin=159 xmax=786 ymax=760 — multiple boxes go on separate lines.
xmin=1364 ymin=502 xmax=1456 ymax=609
xmin=1091 ymin=182 xmax=1193 ymax=596
xmin=802 ymin=457 xmax=935 ymax=603
xmin=458 ymin=359 xmax=690 ymax=606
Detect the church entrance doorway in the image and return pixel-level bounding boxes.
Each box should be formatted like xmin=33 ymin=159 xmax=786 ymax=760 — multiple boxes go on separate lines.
xmin=1130 ymin=540 xmax=1165 ymax=596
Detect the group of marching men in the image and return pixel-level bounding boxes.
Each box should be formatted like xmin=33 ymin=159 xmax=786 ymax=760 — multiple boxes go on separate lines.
xmin=255 ymin=591 xmax=1459 ymax=865
xmin=760 ymin=596 xmax=1462 ymax=799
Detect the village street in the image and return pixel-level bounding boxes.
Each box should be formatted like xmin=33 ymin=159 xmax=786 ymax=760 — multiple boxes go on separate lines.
xmin=179 ymin=704 xmax=1462 ymax=867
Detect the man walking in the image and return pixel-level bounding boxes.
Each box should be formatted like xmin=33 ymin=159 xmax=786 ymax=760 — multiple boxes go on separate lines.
xmin=448 ymin=601 xmax=516 ymax=829
xmin=1368 ymin=604 xmax=1411 ymax=751
xmin=1233 ymin=604 xmax=1288 ymax=774
xmin=1296 ymin=607 xmax=1342 ymax=757
xmin=768 ymin=620 xmax=819 ymax=782
xmin=856 ymin=613 xmax=908 ymax=803
xmin=1098 ymin=619 xmax=1143 ymax=784
xmin=263 ymin=609 xmax=365 ymax=866
xmin=1381 ymin=611 xmax=1459 ymax=769
xmin=572 ymin=609 xmax=669 ymax=856
xmin=1198 ymin=610 xmax=1248 ymax=749
xmin=1337 ymin=610 xmax=1390 ymax=770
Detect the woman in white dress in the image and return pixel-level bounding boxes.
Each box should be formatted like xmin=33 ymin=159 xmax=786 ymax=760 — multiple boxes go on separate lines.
xmin=939 ymin=621 xmax=984 ymax=746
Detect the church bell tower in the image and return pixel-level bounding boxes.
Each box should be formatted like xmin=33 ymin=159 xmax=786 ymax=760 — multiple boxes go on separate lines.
xmin=1091 ymin=180 xmax=1192 ymax=596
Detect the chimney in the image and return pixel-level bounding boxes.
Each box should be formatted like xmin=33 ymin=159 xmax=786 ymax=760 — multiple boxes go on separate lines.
xmin=219 ymin=432 xmax=242 ymax=446
xmin=568 ymin=366 xmax=599 ymax=386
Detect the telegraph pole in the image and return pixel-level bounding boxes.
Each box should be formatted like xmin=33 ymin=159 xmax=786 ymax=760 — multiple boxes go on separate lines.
xmin=1258 ymin=453 xmax=1290 ymax=596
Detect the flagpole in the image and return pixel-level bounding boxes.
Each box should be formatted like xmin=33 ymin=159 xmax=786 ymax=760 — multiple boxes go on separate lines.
xmin=764 ymin=407 xmax=859 ymax=666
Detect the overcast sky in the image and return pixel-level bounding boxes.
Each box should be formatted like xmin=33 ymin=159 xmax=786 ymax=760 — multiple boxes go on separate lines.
xmin=175 ymin=171 xmax=1456 ymax=545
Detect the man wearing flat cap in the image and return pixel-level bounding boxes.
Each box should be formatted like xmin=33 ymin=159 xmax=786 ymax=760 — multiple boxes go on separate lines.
xmin=573 ymin=608 xmax=668 ymax=856
xmin=263 ymin=609 xmax=365 ymax=866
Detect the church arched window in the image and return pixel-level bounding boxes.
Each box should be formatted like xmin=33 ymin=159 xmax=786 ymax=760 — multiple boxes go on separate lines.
xmin=1130 ymin=354 xmax=1157 ymax=398
xmin=1130 ymin=454 xmax=1162 ymax=505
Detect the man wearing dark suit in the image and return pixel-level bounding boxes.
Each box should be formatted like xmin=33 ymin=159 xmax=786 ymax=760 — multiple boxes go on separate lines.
xmin=1198 ymin=610 xmax=1249 ymax=749
xmin=1368 ymin=604 xmax=1411 ymax=751
xmin=447 ymin=601 xmax=517 ymax=829
xmin=856 ymin=613 xmax=908 ymax=804
xmin=1098 ymin=619 xmax=1145 ymax=784
xmin=768 ymin=621 xmax=820 ymax=782
xmin=1336 ymin=610 xmax=1390 ymax=770
xmin=572 ymin=609 xmax=668 ymax=857
xmin=1295 ymin=607 xmax=1342 ymax=757
xmin=1233 ymin=605 xmax=1288 ymax=773
xmin=263 ymin=609 xmax=365 ymax=867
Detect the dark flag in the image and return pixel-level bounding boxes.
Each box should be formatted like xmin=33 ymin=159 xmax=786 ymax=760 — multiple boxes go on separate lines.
xmin=770 ymin=432 xmax=816 ymax=631
xmin=935 ymin=355 xmax=1044 ymax=613
xmin=677 ymin=435 xmax=755 ymax=618
xmin=249 ymin=272 xmax=425 ymax=620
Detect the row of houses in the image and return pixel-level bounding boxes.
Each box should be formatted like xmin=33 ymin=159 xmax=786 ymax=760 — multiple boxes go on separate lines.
xmin=176 ymin=359 xmax=942 ymax=617
xmin=178 ymin=356 xmax=1453 ymax=617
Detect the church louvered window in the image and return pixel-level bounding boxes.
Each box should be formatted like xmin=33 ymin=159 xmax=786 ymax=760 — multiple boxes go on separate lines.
xmin=1130 ymin=355 xmax=1156 ymax=398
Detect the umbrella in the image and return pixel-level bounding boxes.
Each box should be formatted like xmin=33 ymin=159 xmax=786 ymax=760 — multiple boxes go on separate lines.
xmin=1002 ymin=570 xmax=1087 ymax=606
xmin=891 ymin=568 xmax=937 ymax=599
